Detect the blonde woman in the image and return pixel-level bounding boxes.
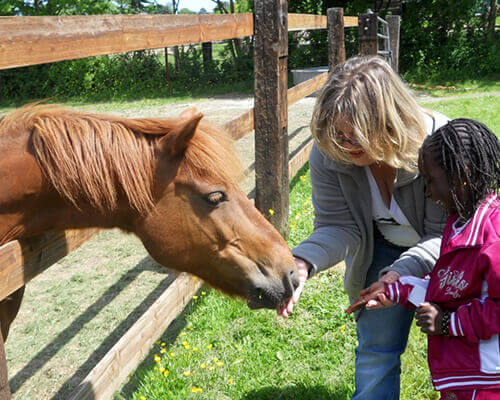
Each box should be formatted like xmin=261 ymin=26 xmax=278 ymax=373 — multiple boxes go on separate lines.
xmin=278 ymin=56 xmax=449 ymax=399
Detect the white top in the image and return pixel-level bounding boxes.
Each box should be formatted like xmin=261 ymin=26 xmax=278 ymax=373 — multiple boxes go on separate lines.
xmin=365 ymin=166 xmax=422 ymax=247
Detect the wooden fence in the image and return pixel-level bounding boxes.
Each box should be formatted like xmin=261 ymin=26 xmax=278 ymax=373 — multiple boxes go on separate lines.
xmin=0 ymin=3 xmax=399 ymax=399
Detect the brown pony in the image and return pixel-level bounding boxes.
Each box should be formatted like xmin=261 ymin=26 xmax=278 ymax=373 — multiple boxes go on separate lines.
xmin=0 ymin=104 xmax=298 ymax=398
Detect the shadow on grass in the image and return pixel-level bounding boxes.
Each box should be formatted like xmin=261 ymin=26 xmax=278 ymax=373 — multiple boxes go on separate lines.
xmin=8 ymin=256 xmax=185 ymax=399
xmin=241 ymin=383 xmax=352 ymax=400
xmin=117 ymin=287 xmax=209 ymax=399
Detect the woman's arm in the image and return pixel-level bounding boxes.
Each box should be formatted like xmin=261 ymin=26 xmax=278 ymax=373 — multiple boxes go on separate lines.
xmin=292 ymin=144 xmax=361 ymax=277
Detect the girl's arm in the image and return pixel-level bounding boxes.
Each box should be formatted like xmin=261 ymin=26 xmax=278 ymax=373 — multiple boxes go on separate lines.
xmin=447 ymin=242 xmax=500 ymax=343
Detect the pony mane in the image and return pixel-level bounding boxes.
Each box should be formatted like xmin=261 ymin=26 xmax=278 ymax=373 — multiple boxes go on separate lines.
xmin=0 ymin=104 xmax=242 ymax=215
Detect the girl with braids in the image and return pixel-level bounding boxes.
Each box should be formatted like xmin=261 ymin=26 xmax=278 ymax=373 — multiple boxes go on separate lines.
xmin=279 ymin=56 xmax=449 ymax=399
xmin=347 ymin=118 xmax=500 ymax=400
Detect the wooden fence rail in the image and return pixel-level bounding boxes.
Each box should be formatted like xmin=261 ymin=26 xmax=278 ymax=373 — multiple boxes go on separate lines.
xmin=0 ymin=13 xmax=357 ymax=70
xmin=0 ymin=7 xmax=401 ymax=399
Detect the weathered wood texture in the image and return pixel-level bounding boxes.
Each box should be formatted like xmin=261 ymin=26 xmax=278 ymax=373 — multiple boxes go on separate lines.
xmin=0 ymin=229 xmax=100 ymax=301
xmin=358 ymin=13 xmax=378 ymax=56
xmin=387 ymin=15 xmax=401 ymax=72
xmin=68 ymin=273 xmax=201 ymax=400
xmin=288 ymin=13 xmax=357 ymax=30
xmin=0 ymin=13 xmax=358 ymax=70
xmin=0 ymin=14 xmax=254 ymax=70
xmin=327 ymin=8 xmax=346 ymax=70
xmin=254 ymin=0 xmax=289 ymax=236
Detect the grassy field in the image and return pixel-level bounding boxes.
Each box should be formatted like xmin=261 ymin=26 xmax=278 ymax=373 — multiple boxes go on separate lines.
xmin=116 ymin=93 xmax=498 ymax=399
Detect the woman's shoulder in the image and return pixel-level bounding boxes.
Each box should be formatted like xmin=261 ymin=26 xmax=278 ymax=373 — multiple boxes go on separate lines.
xmin=422 ymin=109 xmax=450 ymax=134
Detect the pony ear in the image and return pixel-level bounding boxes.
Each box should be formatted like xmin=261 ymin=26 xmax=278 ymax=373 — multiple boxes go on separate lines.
xmin=161 ymin=113 xmax=203 ymax=156
xmin=179 ymin=106 xmax=199 ymax=119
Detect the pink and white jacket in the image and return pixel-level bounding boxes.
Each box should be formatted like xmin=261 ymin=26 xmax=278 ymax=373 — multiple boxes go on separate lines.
xmin=384 ymin=192 xmax=500 ymax=392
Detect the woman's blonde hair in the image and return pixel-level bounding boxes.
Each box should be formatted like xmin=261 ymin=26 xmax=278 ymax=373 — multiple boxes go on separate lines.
xmin=311 ymin=56 xmax=427 ymax=171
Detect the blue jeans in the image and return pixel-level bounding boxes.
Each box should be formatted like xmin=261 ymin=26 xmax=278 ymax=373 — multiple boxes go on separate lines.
xmin=352 ymin=237 xmax=415 ymax=400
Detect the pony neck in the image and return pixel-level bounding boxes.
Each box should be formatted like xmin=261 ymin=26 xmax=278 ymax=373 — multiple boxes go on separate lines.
xmin=0 ymin=139 xmax=136 ymax=245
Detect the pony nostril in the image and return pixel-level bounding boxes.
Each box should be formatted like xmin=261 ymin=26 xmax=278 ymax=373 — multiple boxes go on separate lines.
xmin=257 ymin=263 xmax=270 ymax=277
xmin=288 ymin=266 xmax=300 ymax=291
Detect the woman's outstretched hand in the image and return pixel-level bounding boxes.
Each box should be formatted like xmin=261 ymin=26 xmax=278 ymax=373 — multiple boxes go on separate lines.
xmin=277 ymin=257 xmax=309 ymax=318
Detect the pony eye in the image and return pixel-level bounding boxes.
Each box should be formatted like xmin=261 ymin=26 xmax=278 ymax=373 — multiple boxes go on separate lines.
xmin=205 ymin=191 xmax=226 ymax=206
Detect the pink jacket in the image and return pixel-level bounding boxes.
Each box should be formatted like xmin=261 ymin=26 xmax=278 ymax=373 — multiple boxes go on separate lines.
xmin=385 ymin=193 xmax=500 ymax=392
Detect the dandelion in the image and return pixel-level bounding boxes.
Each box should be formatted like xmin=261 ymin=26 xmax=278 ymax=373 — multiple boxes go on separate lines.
xmin=193 ymin=347 xmax=198 ymax=352
xmin=213 ymin=357 xmax=218 ymax=362
xmin=201 ymin=291 xmax=206 ymax=295
xmin=159 ymin=367 xmax=165 ymax=373
xmin=216 ymin=361 xmax=224 ymax=367
xmin=207 ymin=344 xmax=213 ymax=349
xmin=183 ymin=370 xmax=191 ymax=377
xmin=209 ymin=366 xmax=215 ymax=371
xmin=228 ymin=378 xmax=233 ymax=384
xmin=170 ymin=352 xmax=176 ymax=357
xmin=193 ymin=296 xmax=198 ymax=300
xmin=340 ymin=325 xmax=346 ymax=335
xmin=160 ymin=348 xmax=166 ymax=354
xmin=191 ymin=387 xmax=202 ymax=393
xmin=154 ymin=355 xmax=161 ymax=363
xmin=140 ymin=396 xmax=146 ymax=400
xmin=161 ymin=342 xmax=166 ymax=347
xmin=268 ymin=209 xmax=274 ymax=216
xmin=201 ymin=363 xmax=206 ymax=369
xmin=150 ymin=377 xmax=155 ymax=381
xmin=164 ymin=370 xmax=170 ymax=377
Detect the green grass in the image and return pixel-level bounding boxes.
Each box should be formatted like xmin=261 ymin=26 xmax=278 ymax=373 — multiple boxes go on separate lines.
xmin=421 ymin=95 xmax=499 ymax=133
xmin=407 ymin=75 xmax=500 ymax=97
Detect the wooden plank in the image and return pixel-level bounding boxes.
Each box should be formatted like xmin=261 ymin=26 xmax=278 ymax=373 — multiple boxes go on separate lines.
xmin=327 ymin=8 xmax=346 ymax=70
xmin=222 ymin=109 xmax=253 ymax=141
xmin=387 ymin=15 xmax=401 ymax=72
xmin=0 ymin=13 xmax=254 ymax=70
xmin=68 ymin=272 xmax=201 ymax=400
xmin=358 ymin=13 xmax=378 ymax=56
xmin=0 ymin=229 xmax=100 ymax=301
xmin=254 ymin=0 xmax=289 ymax=236
xmin=288 ymin=13 xmax=357 ymax=30
xmin=289 ymin=139 xmax=314 ymax=180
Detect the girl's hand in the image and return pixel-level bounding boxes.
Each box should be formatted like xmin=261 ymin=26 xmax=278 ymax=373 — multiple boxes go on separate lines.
xmin=277 ymin=257 xmax=309 ymax=318
xmin=416 ymin=302 xmax=443 ymax=335
xmin=345 ymin=281 xmax=388 ymax=314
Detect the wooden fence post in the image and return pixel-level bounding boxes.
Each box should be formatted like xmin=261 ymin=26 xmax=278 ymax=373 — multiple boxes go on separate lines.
xmin=202 ymin=41 xmax=212 ymax=71
xmin=358 ymin=12 xmax=378 ymax=56
xmin=327 ymin=8 xmax=346 ymax=71
xmin=254 ymin=0 xmax=289 ymax=236
xmin=386 ymin=15 xmax=400 ymax=72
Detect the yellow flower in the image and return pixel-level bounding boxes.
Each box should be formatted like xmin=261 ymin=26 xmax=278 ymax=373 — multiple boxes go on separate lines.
xmin=140 ymin=396 xmax=146 ymax=400
xmin=207 ymin=344 xmax=213 ymax=349
xmin=185 ymin=344 xmax=191 ymax=350
xmin=160 ymin=348 xmax=166 ymax=354
xmin=192 ymin=276 xmax=198 ymax=280
xmin=216 ymin=361 xmax=223 ymax=367
xmin=213 ymin=357 xmax=218 ymax=362
xmin=193 ymin=296 xmax=198 ymax=300
xmin=191 ymin=387 xmax=202 ymax=393
xmin=201 ymin=291 xmax=206 ymax=295
xmin=164 ymin=370 xmax=170 ymax=377
xmin=268 ymin=209 xmax=275 ymax=216
xmin=200 ymin=363 xmax=206 ymax=369
xmin=161 ymin=342 xmax=166 ymax=347
xmin=150 ymin=377 xmax=155 ymax=381
xmin=340 ymin=324 xmax=346 ymax=335
xmin=183 ymin=370 xmax=191 ymax=377
xmin=159 ymin=367 xmax=165 ymax=373
xmin=228 ymin=378 xmax=233 ymax=384
xmin=182 ymin=341 xmax=188 ymax=346
xmin=170 ymin=352 xmax=176 ymax=357
xmin=209 ymin=366 xmax=215 ymax=371
xmin=193 ymin=347 xmax=198 ymax=352
xmin=154 ymin=355 xmax=161 ymax=363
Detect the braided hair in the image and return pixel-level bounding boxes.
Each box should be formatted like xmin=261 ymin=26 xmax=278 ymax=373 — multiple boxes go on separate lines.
xmin=421 ymin=118 xmax=499 ymax=220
